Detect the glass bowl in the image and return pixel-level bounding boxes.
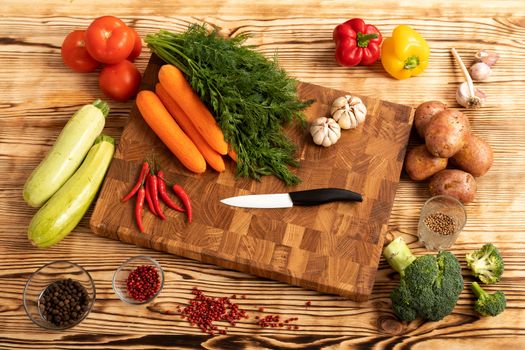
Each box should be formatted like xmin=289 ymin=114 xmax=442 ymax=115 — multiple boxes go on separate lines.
xmin=112 ymin=256 xmax=164 ymax=304
xmin=23 ymin=261 xmax=96 ymax=330
xmin=418 ymin=195 xmax=467 ymax=251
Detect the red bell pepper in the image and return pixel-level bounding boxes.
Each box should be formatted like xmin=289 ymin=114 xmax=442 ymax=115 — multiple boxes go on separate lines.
xmin=333 ymin=18 xmax=382 ymax=67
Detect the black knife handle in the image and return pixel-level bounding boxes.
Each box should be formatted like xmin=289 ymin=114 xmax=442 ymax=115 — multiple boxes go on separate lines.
xmin=288 ymin=188 xmax=363 ymax=206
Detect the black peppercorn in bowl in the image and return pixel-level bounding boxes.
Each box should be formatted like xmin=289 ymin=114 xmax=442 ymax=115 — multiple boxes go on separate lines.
xmin=112 ymin=256 xmax=164 ymax=305
xmin=23 ymin=261 xmax=96 ymax=330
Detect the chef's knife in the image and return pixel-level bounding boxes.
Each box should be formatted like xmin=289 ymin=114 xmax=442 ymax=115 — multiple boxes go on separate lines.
xmin=220 ymin=188 xmax=363 ymax=209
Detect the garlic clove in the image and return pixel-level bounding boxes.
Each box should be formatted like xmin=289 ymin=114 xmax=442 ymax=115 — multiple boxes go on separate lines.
xmin=348 ymin=96 xmax=362 ymax=106
xmin=469 ymin=62 xmax=491 ymax=81
xmin=330 ymin=96 xmax=349 ymax=115
xmin=312 ymin=129 xmax=325 ymax=145
xmin=349 ymin=113 xmax=357 ymax=129
xmin=474 ymin=49 xmax=499 ymax=67
xmin=327 ymin=130 xmax=338 ymax=145
xmin=355 ymin=105 xmax=367 ymax=123
xmin=456 ymin=81 xmax=486 ymax=109
xmin=338 ymin=116 xmax=351 ymax=130
xmin=332 ymin=110 xmax=347 ymax=128
xmin=330 ymin=122 xmax=341 ymax=139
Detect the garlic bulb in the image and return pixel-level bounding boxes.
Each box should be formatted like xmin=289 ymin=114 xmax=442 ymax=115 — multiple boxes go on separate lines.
xmin=310 ymin=117 xmax=341 ymax=147
xmin=470 ymin=62 xmax=491 ymax=81
xmin=330 ymin=95 xmax=367 ymax=129
xmin=456 ymin=81 xmax=486 ymax=109
xmin=451 ymin=48 xmax=487 ymax=109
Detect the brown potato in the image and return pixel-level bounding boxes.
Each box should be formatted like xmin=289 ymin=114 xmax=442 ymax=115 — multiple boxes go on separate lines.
xmin=405 ymin=144 xmax=448 ymax=181
xmin=451 ymin=133 xmax=493 ymax=177
xmin=429 ymin=169 xmax=477 ymax=203
xmin=414 ymin=101 xmax=447 ymax=138
xmin=424 ymin=109 xmax=470 ymax=158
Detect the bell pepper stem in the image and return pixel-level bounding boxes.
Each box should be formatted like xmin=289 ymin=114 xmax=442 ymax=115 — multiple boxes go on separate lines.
xmin=403 ymin=55 xmax=420 ymax=70
xmin=356 ymin=32 xmax=378 ymax=48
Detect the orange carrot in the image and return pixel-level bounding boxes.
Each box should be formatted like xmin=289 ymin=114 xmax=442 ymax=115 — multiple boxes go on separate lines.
xmin=158 ymin=64 xmax=228 ymax=155
xmin=228 ymin=148 xmax=237 ymax=163
xmin=155 ymin=83 xmax=226 ymax=173
xmin=136 ymin=90 xmax=206 ymax=174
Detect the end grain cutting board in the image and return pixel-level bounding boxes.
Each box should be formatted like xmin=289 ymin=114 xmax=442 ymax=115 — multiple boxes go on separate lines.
xmin=90 ymin=55 xmax=414 ymax=301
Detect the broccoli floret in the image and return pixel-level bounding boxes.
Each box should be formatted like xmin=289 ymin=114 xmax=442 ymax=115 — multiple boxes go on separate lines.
xmin=390 ymin=279 xmax=417 ymax=321
xmin=466 ymin=243 xmax=504 ymax=284
xmin=383 ymin=237 xmax=464 ymax=322
xmin=471 ymin=281 xmax=506 ymax=317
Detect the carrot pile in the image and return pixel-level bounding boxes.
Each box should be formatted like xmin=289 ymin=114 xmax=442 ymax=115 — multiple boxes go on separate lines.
xmin=136 ymin=64 xmax=234 ymax=174
xmin=122 ymin=161 xmax=192 ymax=232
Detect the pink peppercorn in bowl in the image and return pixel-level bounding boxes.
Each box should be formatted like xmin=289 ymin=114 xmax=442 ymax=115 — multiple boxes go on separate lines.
xmin=112 ymin=256 xmax=164 ymax=304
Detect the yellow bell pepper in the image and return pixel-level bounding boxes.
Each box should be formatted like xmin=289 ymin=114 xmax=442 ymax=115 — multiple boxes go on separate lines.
xmin=381 ymin=25 xmax=430 ymax=80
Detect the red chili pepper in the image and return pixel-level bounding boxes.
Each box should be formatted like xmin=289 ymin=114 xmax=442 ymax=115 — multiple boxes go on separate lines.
xmin=144 ymin=175 xmax=158 ymax=216
xmin=135 ymin=187 xmax=145 ymax=233
xmin=148 ymin=174 xmax=166 ymax=220
xmin=333 ymin=18 xmax=382 ymax=67
xmin=173 ymin=184 xmax=192 ymax=223
xmin=157 ymin=171 xmax=185 ymax=212
xmin=122 ymin=161 xmax=150 ymax=202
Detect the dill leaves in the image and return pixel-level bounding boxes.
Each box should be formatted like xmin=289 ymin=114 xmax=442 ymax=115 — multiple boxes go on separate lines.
xmin=145 ymin=25 xmax=313 ymax=185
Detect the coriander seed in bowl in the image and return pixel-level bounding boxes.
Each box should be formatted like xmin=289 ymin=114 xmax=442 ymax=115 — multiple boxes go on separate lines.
xmin=418 ymin=195 xmax=467 ymax=251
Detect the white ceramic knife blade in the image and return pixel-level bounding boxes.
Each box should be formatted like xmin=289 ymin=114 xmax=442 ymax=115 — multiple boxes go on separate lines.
xmin=220 ymin=193 xmax=293 ymax=208
xmin=220 ymin=188 xmax=363 ymax=209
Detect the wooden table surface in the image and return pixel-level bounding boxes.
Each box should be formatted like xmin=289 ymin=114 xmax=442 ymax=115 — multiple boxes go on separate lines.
xmin=1 ymin=1 xmax=524 ymax=348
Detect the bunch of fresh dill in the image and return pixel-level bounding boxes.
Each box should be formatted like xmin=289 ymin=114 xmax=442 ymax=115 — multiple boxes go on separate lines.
xmin=145 ymin=25 xmax=312 ymax=185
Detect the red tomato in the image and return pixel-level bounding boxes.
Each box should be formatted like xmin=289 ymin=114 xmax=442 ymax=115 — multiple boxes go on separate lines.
xmin=85 ymin=16 xmax=134 ymax=64
xmin=99 ymin=60 xmax=141 ymax=101
xmin=127 ymin=29 xmax=142 ymax=62
xmin=61 ymin=30 xmax=100 ymax=73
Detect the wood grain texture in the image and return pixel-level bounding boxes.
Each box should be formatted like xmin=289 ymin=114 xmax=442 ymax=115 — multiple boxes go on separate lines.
xmin=1 ymin=1 xmax=525 ymax=348
xmin=90 ymin=55 xmax=414 ymax=301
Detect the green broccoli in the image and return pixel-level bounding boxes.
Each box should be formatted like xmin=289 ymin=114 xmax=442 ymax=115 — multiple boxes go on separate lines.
xmin=466 ymin=243 xmax=504 ymax=284
xmin=471 ymin=281 xmax=506 ymax=317
xmin=383 ymin=237 xmax=464 ymax=322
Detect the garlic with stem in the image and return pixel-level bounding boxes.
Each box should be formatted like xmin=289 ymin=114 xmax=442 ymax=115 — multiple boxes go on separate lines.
xmin=456 ymin=82 xmax=486 ymax=110
xmin=451 ymin=48 xmax=486 ymax=109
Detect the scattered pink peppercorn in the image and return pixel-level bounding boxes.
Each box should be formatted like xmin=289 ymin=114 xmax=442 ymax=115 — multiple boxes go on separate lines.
xmin=256 ymin=314 xmax=300 ymax=329
xmin=178 ymin=287 xmax=248 ymax=335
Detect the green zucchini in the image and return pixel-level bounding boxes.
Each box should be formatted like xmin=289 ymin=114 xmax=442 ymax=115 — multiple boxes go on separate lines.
xmin=23 ymin=100 xmax=109 ymax=207
xmin=28 ymin=134 xmax=115 ymax=248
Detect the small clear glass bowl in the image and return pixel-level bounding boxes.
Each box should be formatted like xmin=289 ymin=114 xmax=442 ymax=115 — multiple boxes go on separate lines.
xmin=112 ymin=256 xmax=164 ymax=304
xmin=23 ymin=261 xmax=96 ymax=330
xmin=418 ymin=195 xmax=467 ymax=251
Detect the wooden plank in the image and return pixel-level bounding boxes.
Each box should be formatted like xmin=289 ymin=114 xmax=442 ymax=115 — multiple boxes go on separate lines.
xmin=3 ymin=1 xmax=525 ymax=17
